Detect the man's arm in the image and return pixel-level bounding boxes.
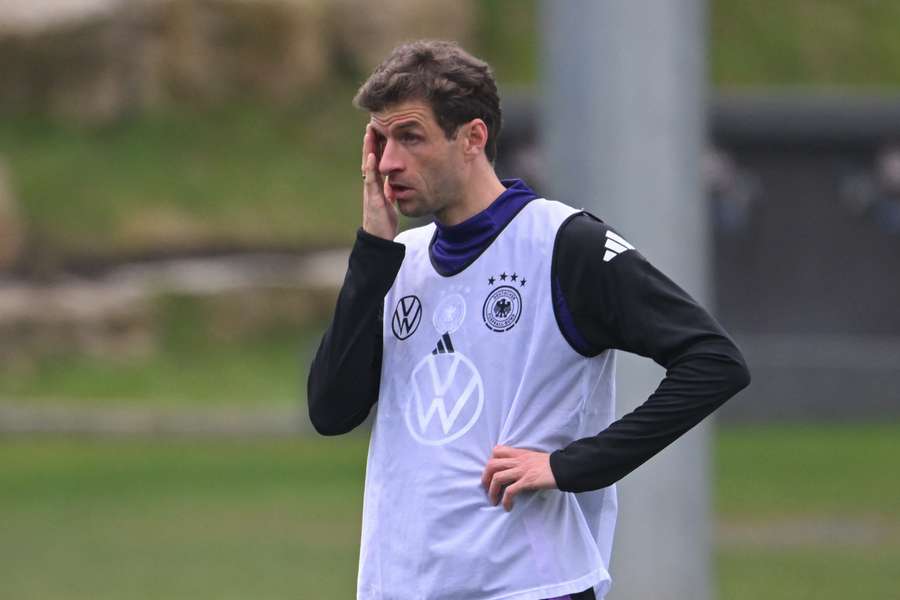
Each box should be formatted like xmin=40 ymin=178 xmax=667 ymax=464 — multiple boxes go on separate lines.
xmin=307 ymin=124 xmax=402 ymax=435
xmin=482 ymin=212 xmax=750 ymax=509
xmin=306 ymin=228 xmax=404 ymax=435
xmin=548 ymin=212 xmax=751 ymax=492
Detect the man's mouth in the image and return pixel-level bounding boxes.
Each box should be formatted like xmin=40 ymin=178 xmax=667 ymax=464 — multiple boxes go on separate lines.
xmin=388 ymin=183 xmax=414 ymax=198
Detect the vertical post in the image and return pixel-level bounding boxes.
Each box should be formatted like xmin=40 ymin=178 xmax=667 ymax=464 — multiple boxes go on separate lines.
xmin=539 ymin=2 xmax=711 ymax=599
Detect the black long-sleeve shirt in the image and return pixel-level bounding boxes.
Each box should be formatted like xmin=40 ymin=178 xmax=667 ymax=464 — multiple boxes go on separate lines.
xmin=307 ymin=213 xmax=750 ymax=493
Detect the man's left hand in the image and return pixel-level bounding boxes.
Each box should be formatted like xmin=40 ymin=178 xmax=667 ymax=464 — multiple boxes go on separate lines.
xmin=481 ymin=445 xmax=558 ymax=512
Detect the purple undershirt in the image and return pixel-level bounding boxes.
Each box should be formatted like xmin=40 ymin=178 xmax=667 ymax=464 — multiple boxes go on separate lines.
xmin=429 ymin=178 xmax=539 ymax=277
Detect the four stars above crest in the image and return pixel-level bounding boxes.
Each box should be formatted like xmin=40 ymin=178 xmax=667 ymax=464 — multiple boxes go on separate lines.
xmin=488 ymin=271 xmax=526 ymax=287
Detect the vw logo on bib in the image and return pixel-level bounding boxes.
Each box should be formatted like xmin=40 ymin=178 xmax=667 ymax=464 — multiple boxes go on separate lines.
xmin=392 ymin=295 xmax=422 ymax=340
xmin=405 ymin=351 xmax=484 ymax=446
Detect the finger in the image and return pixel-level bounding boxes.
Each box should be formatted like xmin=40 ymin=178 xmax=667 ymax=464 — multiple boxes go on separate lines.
xmin=481 ymin=458 xmax=517 ymax=489
xmin=488 ymin=468 xmax=519 ymax=506
xmin=362 ymin=125 xmax=372 ymax=172
xmin=502 ymin=480 xmax=527 ymax=512
xmin=364 ymin=152 xmax=379 ymax=188
xmin=383 ymin=171 xmax=395 ymax=204
xmin=492 ymin=445 xmax=525 ymax=459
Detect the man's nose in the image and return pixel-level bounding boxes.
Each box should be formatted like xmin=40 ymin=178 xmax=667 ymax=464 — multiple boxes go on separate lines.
xmin=378 ymin=139 xmax=404 ymax=176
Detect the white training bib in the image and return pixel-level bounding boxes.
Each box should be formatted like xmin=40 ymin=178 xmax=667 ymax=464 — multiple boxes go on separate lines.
xmin=358 ymin=199 xmax=618 ymax=600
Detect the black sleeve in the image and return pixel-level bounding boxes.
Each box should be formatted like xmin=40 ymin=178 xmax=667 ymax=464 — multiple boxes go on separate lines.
xmin=306 ymin=228 xmax=405 ymax=436
xmin=548 ymin=212 xmax=751 ymax=493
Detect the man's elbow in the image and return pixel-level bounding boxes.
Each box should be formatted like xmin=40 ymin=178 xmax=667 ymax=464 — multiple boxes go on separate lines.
xmin=725 ymin=352 xmax=752 ymax=396
xmin=308 ymin=397 xmax=363 ymax=436
xmin=310 ymin=413 xmax=355 ymax=437
xmin=307 ymin=388 xmax=356 ymax=437
xmin=307 ymin=378 xmax=371 ymax=436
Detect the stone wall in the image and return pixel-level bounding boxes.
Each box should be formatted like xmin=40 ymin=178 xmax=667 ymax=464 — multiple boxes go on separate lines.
xmin=0 ymin=0 xmax=474 ymax=122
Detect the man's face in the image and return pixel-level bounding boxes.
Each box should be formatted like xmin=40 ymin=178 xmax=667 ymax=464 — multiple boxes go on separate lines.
xmin=369 ymin=100 xmax=465 ymax=219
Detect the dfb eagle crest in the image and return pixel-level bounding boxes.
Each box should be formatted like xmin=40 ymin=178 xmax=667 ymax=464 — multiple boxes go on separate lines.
xmin=482 ymin=285 xmax=522 ymax=332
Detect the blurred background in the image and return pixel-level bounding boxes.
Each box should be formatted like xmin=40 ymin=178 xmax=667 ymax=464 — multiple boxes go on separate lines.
xmin=0 ymin=1 xmax=897 ymax=598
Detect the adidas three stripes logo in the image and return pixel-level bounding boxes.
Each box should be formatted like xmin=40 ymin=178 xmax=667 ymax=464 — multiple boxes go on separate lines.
xmin=603 ymin=230 xmax=635 ymax=263
xmin=431 ymin=332 xmax=455 ymax=355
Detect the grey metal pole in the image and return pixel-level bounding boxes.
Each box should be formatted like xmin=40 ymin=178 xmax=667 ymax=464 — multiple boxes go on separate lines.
xmin=540 ymin=2 xmax=711 ymax=600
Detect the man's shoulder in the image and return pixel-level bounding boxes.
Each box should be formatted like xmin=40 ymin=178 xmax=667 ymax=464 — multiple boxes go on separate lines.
xmin=560 ymin=210 xmax=634 ymax=252
xmin=550 ymin=211 xmax=650 ymax=292
xmin=394 ymin=221 xmax=437 ymax=246
xmin=521 ymin=199 xmax=615 ymax=239
xmin=503 ymin=197 xmax=583 ymax=246
xmin=522 ymin=197 xmax=582 ymax=220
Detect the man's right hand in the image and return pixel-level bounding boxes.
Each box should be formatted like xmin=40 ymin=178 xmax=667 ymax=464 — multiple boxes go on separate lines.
xmin=361 ymin=124 xmax=399 ymax=241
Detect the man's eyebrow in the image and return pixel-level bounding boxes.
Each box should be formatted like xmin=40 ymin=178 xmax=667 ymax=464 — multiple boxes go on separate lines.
xmin=389 ymin=120 xmax=423 ymax=133
xmin=380 ymin=119 xmax=422 ymax=134
xmin=370 ymin=116 xmax=425 ymax=138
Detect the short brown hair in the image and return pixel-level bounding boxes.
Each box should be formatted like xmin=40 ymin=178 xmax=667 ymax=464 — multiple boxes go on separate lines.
xmin=353 ymin=40 xmax=502 ymax=163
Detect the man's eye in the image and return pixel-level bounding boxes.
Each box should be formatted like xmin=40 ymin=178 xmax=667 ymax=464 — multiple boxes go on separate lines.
xmin=401 ymin=133 xmax=420 ymax=143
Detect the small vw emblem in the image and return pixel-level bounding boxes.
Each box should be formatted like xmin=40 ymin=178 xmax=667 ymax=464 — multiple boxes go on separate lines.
xmin=482 ymin=285 xmax=522 ymax=332
xmin=392 ymin=295 xmax=422 ymax=340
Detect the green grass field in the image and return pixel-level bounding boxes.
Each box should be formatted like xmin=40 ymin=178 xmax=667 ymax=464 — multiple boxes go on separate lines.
xmin=1 ymin=424 xmax=896 ymax=599
xmin=0 ymin=437 xmax=367 ymax=599
xmin=715 ymin=424 xmax=900 ymax=600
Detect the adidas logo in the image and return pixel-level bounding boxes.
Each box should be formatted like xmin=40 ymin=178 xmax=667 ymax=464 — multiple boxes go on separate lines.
xmin=431 ymin=332 xmax=455 ymax=355
xmin=603 ymin=230 xmax=635 ymax=262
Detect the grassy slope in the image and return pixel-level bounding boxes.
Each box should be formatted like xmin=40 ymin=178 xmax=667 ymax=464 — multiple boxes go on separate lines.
xmin=0 ymin=425 xmax=896 ymax=599
xmin=0 ymin=94 xmax=365 ymax=263
xmin=711 ymin=0 xmax=900 ymax=87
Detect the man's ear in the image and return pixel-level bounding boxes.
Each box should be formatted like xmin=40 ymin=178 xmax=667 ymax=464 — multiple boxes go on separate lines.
xmin=462 ymin=119 xmax=489 ymax=161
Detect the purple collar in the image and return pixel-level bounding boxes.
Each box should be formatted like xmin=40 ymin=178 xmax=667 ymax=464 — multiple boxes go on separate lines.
xmin=429 ymin=179 xmax=539 ymax=276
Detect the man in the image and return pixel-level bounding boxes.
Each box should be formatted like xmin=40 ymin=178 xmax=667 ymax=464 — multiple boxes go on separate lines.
xmin=307 ymin=40 xmax=750 ymax=600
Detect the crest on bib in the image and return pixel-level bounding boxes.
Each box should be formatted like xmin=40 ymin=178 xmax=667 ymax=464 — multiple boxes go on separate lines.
xmin=433 ymin=292 xmax=467 ymax=334
xmin=482 ymin=270 xmax=526 ymax=332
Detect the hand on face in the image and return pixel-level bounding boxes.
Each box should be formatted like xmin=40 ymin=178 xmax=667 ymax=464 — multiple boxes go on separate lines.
xmin=481 ymin=445 xmax=558 ymax=511
xmin=361 ymin=124 xmax=399 ymax=241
